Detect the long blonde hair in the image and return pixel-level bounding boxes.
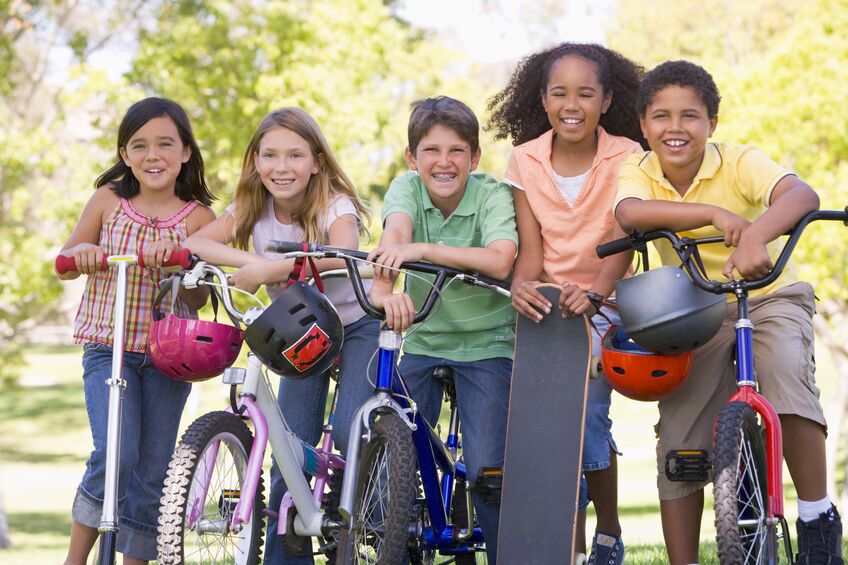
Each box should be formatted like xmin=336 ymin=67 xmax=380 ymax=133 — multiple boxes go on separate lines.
xmin=232 ymin=107 xmax=371 ymax=249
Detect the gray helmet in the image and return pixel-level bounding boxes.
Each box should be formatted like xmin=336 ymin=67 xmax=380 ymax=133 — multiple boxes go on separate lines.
xmin=614 ymin=266 xmax=725 ymax=354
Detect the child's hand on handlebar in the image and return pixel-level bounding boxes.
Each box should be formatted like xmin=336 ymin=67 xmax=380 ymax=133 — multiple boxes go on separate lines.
xmin=712 ymin=208 xmax=751 ymax=247
xmin=142 ymin=240 xmax=179 ymax=269
xmin=228 ymin=259 xmax=273 ymax=294
xmin=723 ymin=234 xmax=774 ymax=280
xmin=510 ymin=280 xmax=551 ymax=323
xmin=67 ymin=243 xmax=105 ymax=274
xmin=381 ymin=292 xmax=416 ymax=331
xmin=367 ymin=243 xmax=426 ymax=281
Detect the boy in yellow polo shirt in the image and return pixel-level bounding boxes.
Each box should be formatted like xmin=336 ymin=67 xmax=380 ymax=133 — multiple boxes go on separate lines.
xmin=614 ymin=60 xmax=842 ymax=565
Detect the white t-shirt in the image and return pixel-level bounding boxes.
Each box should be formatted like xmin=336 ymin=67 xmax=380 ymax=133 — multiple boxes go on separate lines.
xmin=553 ymin=170 xmax=589 ymax=206
xmin=227 ymin=195 xmax=370 ymax=326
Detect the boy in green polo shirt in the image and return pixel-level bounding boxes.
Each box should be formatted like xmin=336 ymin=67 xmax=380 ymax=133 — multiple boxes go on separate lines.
xmin=368 ymin=95 xmax=517 ymax=561
xmin=614 ymin=60 xmax=842 ymax=565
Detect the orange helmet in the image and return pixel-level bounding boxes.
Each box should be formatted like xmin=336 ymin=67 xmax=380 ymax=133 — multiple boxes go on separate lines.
xmin=601 ymin=325 xmax=692 ymax=402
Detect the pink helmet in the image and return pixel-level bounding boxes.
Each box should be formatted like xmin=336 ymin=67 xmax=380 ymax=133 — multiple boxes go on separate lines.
xmin=147 ymin=278 xmax=244 ymax=382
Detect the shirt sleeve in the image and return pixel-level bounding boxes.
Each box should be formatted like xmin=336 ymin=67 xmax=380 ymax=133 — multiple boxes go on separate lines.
xmin=613 ymin=155 xmax=655 ymax=213
xmin=325 ymin=195 xmax=361 ymax=230
xmin=381 ymin=172 xmax=420 ymax=225
xmin=503 ymin=149 xmax=526 ymax=191
xmin=479 ymin=181 xmax=518 ymax=247
xmin=734 ymin=146 xmax=795 ymax=207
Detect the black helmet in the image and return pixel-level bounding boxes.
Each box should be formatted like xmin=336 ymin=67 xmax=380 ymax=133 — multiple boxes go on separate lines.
xmin=614 ymin=266 xmax=725 ymax=354
xmin=245 ymin=282 xmax=344 ymax=379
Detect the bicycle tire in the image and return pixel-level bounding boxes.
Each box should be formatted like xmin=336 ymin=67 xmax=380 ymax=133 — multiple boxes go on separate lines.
xmin=158 ymin=411 xmax=264 ymax=565
xmin=336 ymin=412 xmax=417 ymax=565
xmin=713 ymin=401 xmax=780 ymax=564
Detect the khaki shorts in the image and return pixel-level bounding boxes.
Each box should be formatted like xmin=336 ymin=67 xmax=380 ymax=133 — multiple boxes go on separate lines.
xmin=655 ymin=282 xmax=825 ymax=500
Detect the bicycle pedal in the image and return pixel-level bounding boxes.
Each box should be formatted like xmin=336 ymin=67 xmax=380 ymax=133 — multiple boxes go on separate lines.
xmin=219 ymin=489 xmax=241 ymax=514
xmin=664 ymin=450 xmax=711 ymax=482
xmin=474 ymin=467 xmax=503 ymax=505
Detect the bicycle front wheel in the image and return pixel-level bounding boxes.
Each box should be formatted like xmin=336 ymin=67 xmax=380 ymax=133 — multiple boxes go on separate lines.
xmin=158 ymin=411 xmax=265 ymax=565
xmin=337 ymin=412 xmax=417 ymax=565
xmin=713 ymin=401 xmax=780 ymax=564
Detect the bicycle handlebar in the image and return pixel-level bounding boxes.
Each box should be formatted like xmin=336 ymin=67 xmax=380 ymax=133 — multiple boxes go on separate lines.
xmin=596 ymin=208 xmax=848 ymax=294
xmin=265 ymin=240 xmax=512 ymax=324
xmin=55 ymin=248 xmax=194 ymax=275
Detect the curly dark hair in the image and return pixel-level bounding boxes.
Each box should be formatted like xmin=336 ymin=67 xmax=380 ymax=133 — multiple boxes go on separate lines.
xmin=637 ymin=60 xmax=721 ymax=118
xmin=487 ymin=43 xmax=646 ymax=148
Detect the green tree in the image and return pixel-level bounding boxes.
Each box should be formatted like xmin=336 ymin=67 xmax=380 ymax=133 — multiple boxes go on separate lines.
xmin=610 ymin=0 xmax=848 ymax=508
xmin=129 ymin=0 xmax=455 ymax=214
xmin=0 ymin=1 xmax=144 ymax=384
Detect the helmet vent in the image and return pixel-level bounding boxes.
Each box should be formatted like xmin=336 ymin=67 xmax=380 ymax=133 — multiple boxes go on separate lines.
xmin=195 ymin=335 xmax=213 ymax=343
xmin=299 ymin=315 xmax=318 ymax=327
xmin=289 ymin=303 xmax=306 ymax=315
xmin=612 ymin=366 xmax=625 ymax=375
xmin=651 ymin=370 xmax=668 ymax=378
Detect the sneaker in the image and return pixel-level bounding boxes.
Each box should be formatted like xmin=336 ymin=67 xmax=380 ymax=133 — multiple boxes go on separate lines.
xmin=587 ymin=532 xmax=624 ymax=565
xmin=796 ymin=504 xmax=844 ymax=565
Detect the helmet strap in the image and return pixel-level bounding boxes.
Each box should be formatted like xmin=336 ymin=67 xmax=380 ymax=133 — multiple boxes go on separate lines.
xmin=286 ymin=243 xmax=325 ymax=293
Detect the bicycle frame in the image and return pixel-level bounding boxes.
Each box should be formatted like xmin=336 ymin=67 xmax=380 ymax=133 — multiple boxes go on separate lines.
xmin=597 ymin=207 xmax=848 ymax=558
xmin=179 ymin=262 xmax=345 ymax=540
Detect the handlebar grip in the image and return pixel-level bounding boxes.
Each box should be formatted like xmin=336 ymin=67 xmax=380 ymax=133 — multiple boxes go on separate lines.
xmin=597 ymin=236 xmax=634 ymax=258
xmin=137 ymin=248 xmax=194 ymax=269
xmin=265 ymin=240 xmax=321 ymax=254
xmin=55 ymin=254 xmax=108 ymax=275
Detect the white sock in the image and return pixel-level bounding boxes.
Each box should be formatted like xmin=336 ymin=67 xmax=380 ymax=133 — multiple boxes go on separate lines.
xmin=798 ymin=495 xmax=832 ymax=522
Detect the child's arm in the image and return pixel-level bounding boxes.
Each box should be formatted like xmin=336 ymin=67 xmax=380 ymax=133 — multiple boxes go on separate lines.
xmin=615 ymin=198 xmax=751 ymax=247
xmin=58 ymin=187 xmax=118 ymax=279
xmin=510 ymin=189 xmax=550 ymax=322
xmin=367 ymin=213 xmax=416 ymax=331
xmin=724 ymin=176 xmax=819 ymax=280
xmin=369 ymin=215 xmax=516 ymax=281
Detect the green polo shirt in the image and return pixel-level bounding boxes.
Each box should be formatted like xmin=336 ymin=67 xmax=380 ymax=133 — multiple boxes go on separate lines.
xmin=381 ymin=172 xmax=517 ymax=362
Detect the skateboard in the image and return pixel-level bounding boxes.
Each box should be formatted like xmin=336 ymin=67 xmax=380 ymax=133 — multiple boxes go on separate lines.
xmin=497 ymin=284 xmax=592 ymax=565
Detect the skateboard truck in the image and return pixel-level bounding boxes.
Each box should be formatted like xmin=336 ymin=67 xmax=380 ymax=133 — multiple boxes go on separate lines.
xmin=665 ymin=450 xmax=711 ymax=482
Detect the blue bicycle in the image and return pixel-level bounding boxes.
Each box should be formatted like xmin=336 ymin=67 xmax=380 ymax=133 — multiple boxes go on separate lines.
xmin=268 ymin=241 xmax=508 ymax=564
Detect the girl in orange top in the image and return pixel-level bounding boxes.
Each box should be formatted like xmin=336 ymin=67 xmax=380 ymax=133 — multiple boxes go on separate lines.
xmin=488 ymin=43 xmax=646 ymax=564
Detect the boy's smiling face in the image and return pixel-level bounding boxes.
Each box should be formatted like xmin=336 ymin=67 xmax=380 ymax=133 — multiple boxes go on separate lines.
xmin=640 ymin=85 xmax=718 ymax=190
xmin=405 ymin=124 xmax=481 ymax=215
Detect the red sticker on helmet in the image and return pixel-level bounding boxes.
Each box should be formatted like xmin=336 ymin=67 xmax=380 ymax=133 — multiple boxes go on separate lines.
xmin=282 ymin=323 xmax=331 ymax=373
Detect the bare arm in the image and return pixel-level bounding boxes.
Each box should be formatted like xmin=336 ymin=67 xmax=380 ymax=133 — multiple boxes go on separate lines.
xmin=58 ymin=187 xmax=119 ymax=279
xmin=176 ymin=205 xmax=216 ymax=310
xmin=509 ymin=188 xmax=551 ymax=321
xmin=725 ymin=176 xmax=820 ymax=279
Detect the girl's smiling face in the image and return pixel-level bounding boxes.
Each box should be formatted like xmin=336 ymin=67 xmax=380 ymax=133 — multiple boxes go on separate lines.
xmin=640 ymin=84 xmax=717 ymax=185
xmin=253 ymin=127 xmax=320 ymax=209
xmin=541 ymin=55 xmax=611 ymax=145
xmin=120 ymin=116 xmax=190 ymax=193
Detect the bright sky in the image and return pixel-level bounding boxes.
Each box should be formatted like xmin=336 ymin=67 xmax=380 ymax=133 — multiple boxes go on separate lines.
xmin=397 ymin=0 xmax=615 ymax=64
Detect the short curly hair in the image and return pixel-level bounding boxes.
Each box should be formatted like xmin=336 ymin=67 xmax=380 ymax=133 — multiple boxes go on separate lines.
xmin=637 ymin=60 xmax=721 ymax=119
xmin=487 ymin=43 xmax=646 ymax=148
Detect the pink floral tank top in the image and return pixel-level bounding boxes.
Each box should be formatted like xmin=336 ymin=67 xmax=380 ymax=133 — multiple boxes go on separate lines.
xmin=73 ymin=198 xmax=199 ymax=351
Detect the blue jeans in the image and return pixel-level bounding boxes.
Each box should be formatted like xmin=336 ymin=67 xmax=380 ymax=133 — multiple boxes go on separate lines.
xmin=72 ymin=342 xmax=191 ymax=561
xmin=264 ymin=315 xmax=380 ymax=564
xmin=397 ymin=353 xmax=512 ymax=564
xmin=577 ymin=308 xmax=621 ymax=510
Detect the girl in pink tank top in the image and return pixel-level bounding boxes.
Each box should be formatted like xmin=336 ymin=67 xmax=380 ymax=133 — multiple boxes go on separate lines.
xmin=57 ymin=98 xmax=215 ymax=563
xmin=488 ymin=44 xmax=648 ymax=564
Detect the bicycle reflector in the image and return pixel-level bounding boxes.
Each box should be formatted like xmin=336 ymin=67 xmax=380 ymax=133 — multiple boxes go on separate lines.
xmin=244 ymin=282 xmax=343 ymax=379
xmin=614 ymin=266 xmax=725 ymax=354
xmin=148 ymin=278 xmax=244 ymax=382
xmin=601 ymin=325 xmax=692 ymax=401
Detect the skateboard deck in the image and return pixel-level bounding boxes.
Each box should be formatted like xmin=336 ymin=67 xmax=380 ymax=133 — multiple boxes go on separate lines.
xmin=497 ymin=284 xmax=591 ymax=565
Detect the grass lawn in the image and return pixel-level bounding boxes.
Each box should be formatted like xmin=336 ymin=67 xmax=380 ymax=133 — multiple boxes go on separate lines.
xmin=1 ymin=344 xmax=844 ymax=563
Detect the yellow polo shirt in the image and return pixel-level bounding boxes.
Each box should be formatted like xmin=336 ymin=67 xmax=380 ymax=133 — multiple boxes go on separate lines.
xmin=614 ymin=143 xmax=799 ymax=297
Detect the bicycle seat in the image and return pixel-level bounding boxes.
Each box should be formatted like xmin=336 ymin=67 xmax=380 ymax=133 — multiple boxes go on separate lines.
xmin=432 ymin=366 xmax=455 ymax=387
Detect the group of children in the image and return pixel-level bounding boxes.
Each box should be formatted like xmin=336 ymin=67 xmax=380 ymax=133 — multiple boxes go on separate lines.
xmin=59 ymin=42 xmax=843 ymax=565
